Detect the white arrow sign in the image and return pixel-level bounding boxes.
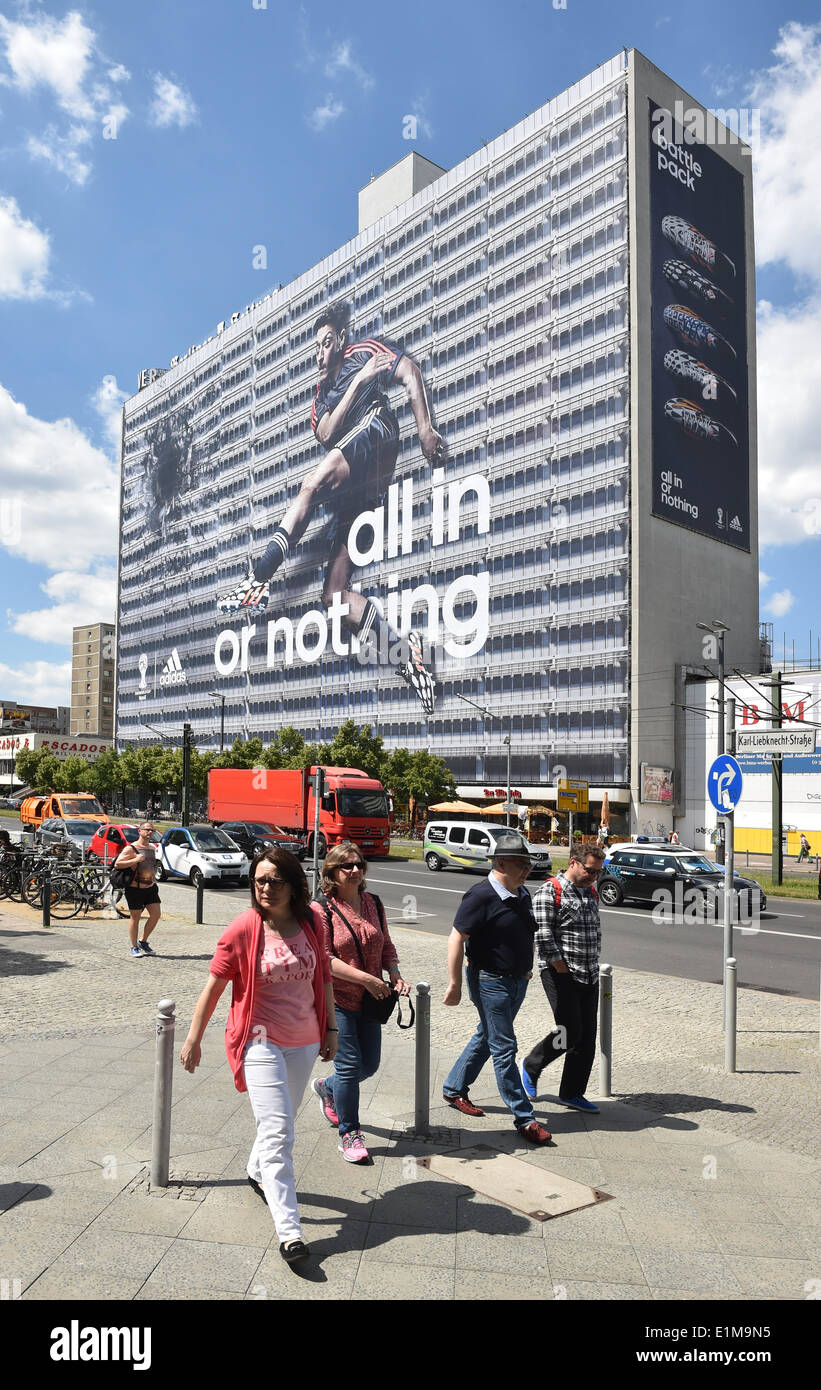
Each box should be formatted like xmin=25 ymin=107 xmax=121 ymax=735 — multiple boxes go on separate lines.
xmin=735 ymin=729 xmax=816 ymax=755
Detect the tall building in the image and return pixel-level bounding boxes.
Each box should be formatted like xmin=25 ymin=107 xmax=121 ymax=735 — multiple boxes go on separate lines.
xmin=71 ymin=623 xmax=116 ymax=738
xmin=116 ymin=49 xmax=759 ymax=834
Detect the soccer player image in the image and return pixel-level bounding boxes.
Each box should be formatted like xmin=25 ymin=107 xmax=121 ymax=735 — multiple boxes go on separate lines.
xmin=218 ymin=301 xmax=444 ymax=716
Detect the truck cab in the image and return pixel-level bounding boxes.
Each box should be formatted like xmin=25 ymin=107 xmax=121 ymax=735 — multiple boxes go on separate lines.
xmin=20 ymin=792 xmax=109 ymax=831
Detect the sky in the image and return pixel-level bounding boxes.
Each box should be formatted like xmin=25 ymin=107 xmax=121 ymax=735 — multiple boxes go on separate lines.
xmin=1 ymin=0 xmax=820 ymax=708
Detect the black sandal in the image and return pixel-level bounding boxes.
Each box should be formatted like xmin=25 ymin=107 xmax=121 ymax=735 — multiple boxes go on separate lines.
xmin=279 ymin=1239 xmax=310 ymax=1264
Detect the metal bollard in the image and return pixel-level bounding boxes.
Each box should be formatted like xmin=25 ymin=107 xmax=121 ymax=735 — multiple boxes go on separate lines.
xmin=151 ymin=999 xmax=176 ymax=1188
xmin=413 ymin=982 xmax=431 ymax=1136
xmin=42 ymin=862 xmax=51 ymax=927
xmin=725 ymin=959 xmax=737 ymax=1074
xmin=598 ymin=963 xmax=613 ymax=1098
xmin=195 ymin=880 xmax=204 ymax=924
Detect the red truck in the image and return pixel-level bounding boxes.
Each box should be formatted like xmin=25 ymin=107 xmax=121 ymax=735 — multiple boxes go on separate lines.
xmin=207 ymin=766 xmax=392 ymax=859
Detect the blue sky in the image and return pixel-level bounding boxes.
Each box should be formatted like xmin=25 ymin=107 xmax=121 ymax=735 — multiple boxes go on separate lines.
xmin=1 ymin=0 xmax=820 ymax=706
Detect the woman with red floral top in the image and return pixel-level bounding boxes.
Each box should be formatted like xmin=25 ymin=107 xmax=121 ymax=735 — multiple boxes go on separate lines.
xmin=180 ymin=848 xmax=337 ymax=1264
xmin=310 ymin=841 xmax=409 ymax=1163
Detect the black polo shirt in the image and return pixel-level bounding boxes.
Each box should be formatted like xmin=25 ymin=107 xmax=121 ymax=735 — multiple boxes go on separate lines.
xmin=454 ymin=876 xmax=536 ymax=976
xmin=311 ymin=337 xmax=403 ymax=438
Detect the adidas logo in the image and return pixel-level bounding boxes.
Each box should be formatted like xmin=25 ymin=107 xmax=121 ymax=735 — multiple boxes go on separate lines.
xmin=729 ymin=514 xmax=743 ymax=532
xmin=159 ymin=649 xmax=187 ymax=687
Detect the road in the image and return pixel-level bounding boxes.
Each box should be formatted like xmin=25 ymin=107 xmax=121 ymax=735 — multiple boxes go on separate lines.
xmin=216 ymin=856 xmax=820 ymax=1000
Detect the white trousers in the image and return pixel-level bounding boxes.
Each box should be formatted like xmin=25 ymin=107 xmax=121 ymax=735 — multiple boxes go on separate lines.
xmin=243 ymin=1038 xmax=318 ymax=1243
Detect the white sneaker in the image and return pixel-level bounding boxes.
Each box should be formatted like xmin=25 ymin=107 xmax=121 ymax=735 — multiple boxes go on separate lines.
xmin=399 ymin=629 xmax=436 ymax=716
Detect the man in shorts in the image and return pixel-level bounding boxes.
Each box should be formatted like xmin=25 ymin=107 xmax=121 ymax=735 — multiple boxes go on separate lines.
xmin=115 ymin=822 xmax=161 ymax=958
xmin=217 ymin=300 xmax=443 ymax=716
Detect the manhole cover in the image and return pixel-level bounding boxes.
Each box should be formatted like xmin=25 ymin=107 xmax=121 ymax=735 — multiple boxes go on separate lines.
xmin=419 ymin=1144 xmax=612 ymax=1220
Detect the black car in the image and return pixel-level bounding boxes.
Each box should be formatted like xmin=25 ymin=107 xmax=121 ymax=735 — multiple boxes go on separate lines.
xmin=217 ymin=821 xmax=305 ymax=861
xmin=598 ymin=848 xmax=767 ymax=917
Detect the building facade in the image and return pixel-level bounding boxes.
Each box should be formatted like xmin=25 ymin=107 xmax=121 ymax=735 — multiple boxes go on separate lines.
xmin=116 ymin=49 xmax=760 ymax=832
xmin=71 ymin=623 xmax=116 ymax=739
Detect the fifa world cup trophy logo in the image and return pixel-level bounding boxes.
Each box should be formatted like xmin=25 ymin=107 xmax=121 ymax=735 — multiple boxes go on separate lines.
xmin=138 ymin=653 xmax=149 ymax=698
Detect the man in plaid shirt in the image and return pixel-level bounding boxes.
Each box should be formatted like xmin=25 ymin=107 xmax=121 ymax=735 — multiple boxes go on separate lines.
xmin=521 ymin=844 xmax=605 ymax=1114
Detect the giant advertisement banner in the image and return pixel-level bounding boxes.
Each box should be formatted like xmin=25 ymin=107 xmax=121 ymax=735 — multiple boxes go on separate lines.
xmin=126 ymin=299 xmax=490 ymax=723
xmin=649 ymin=102 xmax=750 ymax=549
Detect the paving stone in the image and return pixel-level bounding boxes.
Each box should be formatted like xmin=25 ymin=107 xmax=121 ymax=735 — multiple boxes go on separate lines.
xmin=724 ymin=1254 xmax=818 ymax=1298
xmin=455 ymin=1230 xmax=549 ymax=1273
xmin=352 ymin=1257 xmax=454 ymax=1301
xmin=45 ymin=1229 xmax=173 ymax=1281
xmin=561 ymin=1280 xmax=653 ymax=1300
xmin=147 ymin=1237 xmax=265 ymax=1293
xmin=546 ymin=1241 xmax=647 ymax=1284
xmin=455 ymin=1269 xmax=560 ymax=1300
xmin=632 ymin=1246 xmax=744 ymax=1293
xmin=93 ymin=1191 xmax=200 ymax=1238
xmin=24 ymin=1270 xmax=145 ymax=1300
xmin=0 ymin=1220 xmax=86 ymax=1291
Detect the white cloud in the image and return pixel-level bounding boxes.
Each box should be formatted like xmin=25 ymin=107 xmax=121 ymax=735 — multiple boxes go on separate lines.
xmin=7 ymin=567 xmax=116 ymax=646
xmin=0 ymin=195 xmax=50 ymax=298
xmin=763 ymin=588 xmax=796 ymax=618
xmin=324 ymin=41 xmax=374 ymax=92
xmin=0 ymin=10 xmax=96 ymax=119
xmin=757 ymin=297 xmax=821 ymax=545
xmin=0 ymin=382 xmax=118 ymax=573
xmin=406 ymin=93 xmax=434 ymax=140
xmin=27 ymin=127 xmax=92 ymax=185
xmin=308 ymin=98 xmax=344 ymax=132
xmin=0 ymin=657 xmax=73 ymax=708
xmin=746 ymin=23 xmax=821 ymax=548
xmin=149 ymin=74 xmax=198 ymax=129
xmin=0 ymin=10 xmax=130 ymax=183
xmin=758 ymin=571 xmax=771 ymax=587
xmin=91 ymin=374 xmax=128 ymax=452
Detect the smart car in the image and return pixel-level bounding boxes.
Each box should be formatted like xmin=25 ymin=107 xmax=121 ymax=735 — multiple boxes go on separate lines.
xmin=157 ymin=825 xmax=249 ymax=887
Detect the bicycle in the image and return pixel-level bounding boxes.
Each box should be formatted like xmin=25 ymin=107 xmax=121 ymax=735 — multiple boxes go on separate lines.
xmin=39 ymin=865 xmax=129 ymax=920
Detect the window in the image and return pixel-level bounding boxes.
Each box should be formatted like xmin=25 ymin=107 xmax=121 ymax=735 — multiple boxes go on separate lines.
xmin=468 ymin=829 xmax=491 ymax=848
xmin=448 ymin=827 xmax=466 ymax=844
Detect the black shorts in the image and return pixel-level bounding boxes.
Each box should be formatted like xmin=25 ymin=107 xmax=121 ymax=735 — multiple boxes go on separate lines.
xmin=124 ymin=884 xmax=161 ymax=911
xmin=331 ymin=405 xmax=400 ymax=534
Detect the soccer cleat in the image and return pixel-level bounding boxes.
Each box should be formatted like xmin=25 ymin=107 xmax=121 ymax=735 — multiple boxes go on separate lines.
xmin=399 ymin=629 xmax=436 ymax=716
xmin=664 ymin=398 xmax=738 ymax=447
xmin=217 ymin=572 xmax=270 ymax=615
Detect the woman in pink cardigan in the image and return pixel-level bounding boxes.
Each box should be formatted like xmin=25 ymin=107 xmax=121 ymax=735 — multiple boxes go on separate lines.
xmin=180 ymin=848 xmax=337 ymax=1264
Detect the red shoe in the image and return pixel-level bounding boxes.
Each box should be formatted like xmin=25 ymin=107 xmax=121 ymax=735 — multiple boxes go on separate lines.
xmin=517 ymin=1120 xmax=553 ymax=1145
xmin=443 ymin=1092 xmax=485 ymax=1117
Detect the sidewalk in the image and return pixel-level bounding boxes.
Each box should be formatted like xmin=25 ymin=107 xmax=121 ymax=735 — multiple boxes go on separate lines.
xmin=0 ymin=887 xmax=818 ymax=1300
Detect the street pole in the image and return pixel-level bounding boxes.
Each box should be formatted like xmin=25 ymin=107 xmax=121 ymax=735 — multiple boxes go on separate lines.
xmin=715 ymin=628 xmax=726 ymax=865
xmin=505 ymin=728 xmax=512 ymax=829
xmin=771 ymin=671 xmax=782 ymax=886
xmin=181 ymin=722 xmax=191 ymax=827
xmin=219 ymin=698 xmax=225 ymax=754
xmin=310 ymin=766 xmax=325 ymax=896
xmin=722 ymin=699 xmax=736 ymax=1028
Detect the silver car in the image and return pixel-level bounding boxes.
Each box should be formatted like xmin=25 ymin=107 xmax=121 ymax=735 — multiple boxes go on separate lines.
xmin=36 ymin=818 xmax=100 ymax=857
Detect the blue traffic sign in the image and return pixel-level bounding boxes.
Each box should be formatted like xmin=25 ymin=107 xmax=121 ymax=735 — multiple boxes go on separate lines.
xmin=707 ymin=754 xmax=743 ymax=813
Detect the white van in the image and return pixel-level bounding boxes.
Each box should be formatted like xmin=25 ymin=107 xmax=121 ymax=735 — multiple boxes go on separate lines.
xmin=423 ymin=821 xmax=553 ymax=876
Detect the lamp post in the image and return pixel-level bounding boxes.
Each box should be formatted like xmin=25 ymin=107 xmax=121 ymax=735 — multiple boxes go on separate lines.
xmin=140 ymin=719 xmax=192 ymax=827
xmin=454 ymin=692 xmax=513 ymax=828
xmin=209 ymin=691 xmax=226 ymax=753
xmin=697 ymin=619 xmax=730 ymax=865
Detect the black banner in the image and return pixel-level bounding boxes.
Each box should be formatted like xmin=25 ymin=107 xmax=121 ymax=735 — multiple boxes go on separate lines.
xmin=649 ymin=101 xmax=750 ymax=550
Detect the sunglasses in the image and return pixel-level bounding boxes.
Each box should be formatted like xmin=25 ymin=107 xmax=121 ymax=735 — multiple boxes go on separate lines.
xmin=254 ymin=875 xmax=288 ymax=888
xmin=338 ymin=862 xmax=365 ymax=873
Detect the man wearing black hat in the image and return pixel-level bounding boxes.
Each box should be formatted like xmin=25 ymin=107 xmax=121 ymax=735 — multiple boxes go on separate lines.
xmin=442 ymin=832 xmax=553 ymax=1144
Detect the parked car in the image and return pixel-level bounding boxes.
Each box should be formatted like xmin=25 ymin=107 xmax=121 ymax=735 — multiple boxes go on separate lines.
xmin=215 ymin=820 xmax=305 ymax=861
xmin=157 ymin=825 xmax=250 ymax=887
xmin=88 ymin=823 xmax=161 ymax=864
xmin=597 ymin=846 xmax=766 ymax=915
xmin=35 ymin=818 xmax=102 ymax=857
xmin=423 ymin=820 xmax=553 ymax=877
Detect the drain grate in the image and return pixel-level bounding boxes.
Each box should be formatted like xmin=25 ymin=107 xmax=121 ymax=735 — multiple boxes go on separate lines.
xmin=127 ymin=1169 xmax=214 ymax=1201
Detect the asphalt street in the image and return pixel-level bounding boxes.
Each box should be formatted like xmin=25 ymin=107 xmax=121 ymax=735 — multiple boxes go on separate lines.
xmin=207 ymin=856 xmax=821 ymax=1001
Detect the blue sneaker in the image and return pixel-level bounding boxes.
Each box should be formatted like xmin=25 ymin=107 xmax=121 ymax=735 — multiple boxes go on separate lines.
xmin=138 ymin=939 xmax=155 ymax=956
xmin=521 ymin=1062 xmax=537 ymax=1100
xmin=557 ymin=1095 xmax=600 ymax=1114
xmin=129 ymin=946 xmax=142 ymax=958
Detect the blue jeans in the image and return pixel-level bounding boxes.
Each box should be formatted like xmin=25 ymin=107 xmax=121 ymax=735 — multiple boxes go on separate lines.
xmin=443 ymin=964 xmax=534 ymax=1129
xmin=324 ymin=1004 xmax=382 ymax=1137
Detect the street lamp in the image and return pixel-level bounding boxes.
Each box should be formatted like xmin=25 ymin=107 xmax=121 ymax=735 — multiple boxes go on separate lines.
xmin=697 ymin=619 xmax=731 ymax=864
xmin=454 ymin=692 xmax=514 ymax=828
xmin=209 ymin=691 xmax=226 ymax=753
xmin=139 ymin=719 xmax=193 ymax=826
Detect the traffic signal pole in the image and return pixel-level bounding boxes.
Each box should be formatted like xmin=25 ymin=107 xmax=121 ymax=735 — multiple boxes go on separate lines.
xmin=181 ymin=722 xmax=192 ymax=827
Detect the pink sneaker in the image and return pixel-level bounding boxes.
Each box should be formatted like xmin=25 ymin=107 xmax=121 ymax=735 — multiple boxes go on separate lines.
xmin=311 ymin=1077 xmax=339 ymax=1127
xmin=338 ymin=1129 xmax=369 ymax=1163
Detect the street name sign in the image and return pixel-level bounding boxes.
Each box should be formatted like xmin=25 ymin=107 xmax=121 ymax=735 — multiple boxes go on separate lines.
xmin=735 ymin=729 xmax=816 ymax=756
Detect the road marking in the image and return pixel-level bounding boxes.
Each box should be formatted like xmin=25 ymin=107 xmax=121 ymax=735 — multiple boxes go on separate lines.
xmin=754 ymin=928 xmax=821 ymax=942
xmin=368 ymin=875 xmax=468 ymax=895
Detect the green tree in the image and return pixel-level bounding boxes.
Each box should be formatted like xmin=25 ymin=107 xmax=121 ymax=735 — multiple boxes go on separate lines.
xmin=85 ymin=749 xmax=125 ymax=808
xmin=14 ymin=746 xmax=46 ymax=788
xmin=212 ymin=737 xmax=265 ymax=770
xmin=403 ymin=750 xmax=457 ymax=816
xmin=323 ymin=721 xmax=389 ymax=780
xmin=55 ymin=755 xmax=90 ymax=793
xmin=31 ymin=751 xmax=63 ymax=793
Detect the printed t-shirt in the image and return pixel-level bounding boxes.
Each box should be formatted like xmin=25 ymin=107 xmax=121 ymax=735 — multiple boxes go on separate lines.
xmin=250 ymin=926 xmax=320 ymax=1047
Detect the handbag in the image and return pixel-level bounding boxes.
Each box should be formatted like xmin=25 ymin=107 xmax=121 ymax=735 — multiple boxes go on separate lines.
xmin=320 ymin=893 xmax=414 ymax=1028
